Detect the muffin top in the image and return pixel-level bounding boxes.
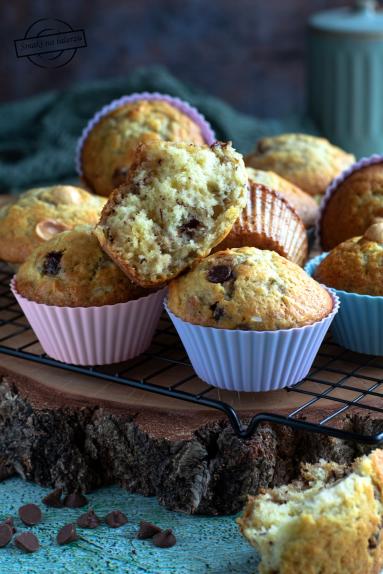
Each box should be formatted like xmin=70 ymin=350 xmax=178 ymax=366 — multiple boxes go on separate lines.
xmin=320 ymin=163 xmax=383 ymax=251
xmin=245 ymin=133 xmax=355 ymax=196
xmin=246 ymin=167 xmax=318 ymax=227
xmin=315 ymin=221 xmax=383 ymax=296
xmin=16 ymin=225 xmax=150 ymax=307
xmin=81 ymin=99 xmax=207 ymax=196
xmin=94 ymin=140 xmax=248 ymax=287
xmin=0 ymin=185 xmax=106 ymax=264
xmin=168 ymin=247 xmax=333 ymax=331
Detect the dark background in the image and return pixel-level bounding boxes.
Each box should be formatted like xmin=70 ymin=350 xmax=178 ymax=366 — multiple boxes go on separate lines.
xmin=2 ymin=0 xmax=344 ymax=117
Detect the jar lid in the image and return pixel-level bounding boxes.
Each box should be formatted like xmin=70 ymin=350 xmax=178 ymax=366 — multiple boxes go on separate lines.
xmin=309 ymin=1 xmax=383 ymax=35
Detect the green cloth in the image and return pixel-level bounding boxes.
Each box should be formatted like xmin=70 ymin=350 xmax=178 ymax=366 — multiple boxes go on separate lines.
xmin=0 ymin=66 xmax=317 ymax=194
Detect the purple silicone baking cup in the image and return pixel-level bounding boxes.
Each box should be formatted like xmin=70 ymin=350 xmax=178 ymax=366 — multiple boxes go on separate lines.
xmin=165 ymin=289 xmax=339 ymax=393
xmin=75 ymin=92 xmax=216 ymax=176
xmin=316 ymin=154 xmax=383 ymax=248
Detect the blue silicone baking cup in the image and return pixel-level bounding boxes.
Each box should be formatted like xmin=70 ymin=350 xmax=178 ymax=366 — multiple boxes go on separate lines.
xmin=305 ymin=254 xmax=383 ymax=356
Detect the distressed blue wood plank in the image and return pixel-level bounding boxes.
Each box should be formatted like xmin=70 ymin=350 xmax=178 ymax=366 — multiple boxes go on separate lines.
xmin=0 ymin=478 xmax=259 ymax=573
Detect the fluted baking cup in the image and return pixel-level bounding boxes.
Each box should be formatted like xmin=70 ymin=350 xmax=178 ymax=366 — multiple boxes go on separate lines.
xmin=317 ymin=154 xmax=383 ymax=248
xmin=165 ymin=290 xmax=338 ymax=392
xmin=76 ymin=92 xmax=216 ymax=176
xmin=215 ymin=183 xmax=308 ymax=266
xmin=11 ymin=277 xmax=165 ymax=366
xmin=305 ymin=254 xmax=383 ymax=355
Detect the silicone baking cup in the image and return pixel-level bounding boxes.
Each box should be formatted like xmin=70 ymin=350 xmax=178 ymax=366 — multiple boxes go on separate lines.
xmin=317 ymin=154 xmax=383 ymax=248
xmin=75 ymin=92 xmax=216 ymax=176
xmin=305 ymin=254 xmax=383 ymax=356
xmin=11 ymin=277 xmax=165 ymax=366
xmin=165 ymin=290 xmax=339 ymax=392
xmin=216 ymin=183 xmax=308 ymax=266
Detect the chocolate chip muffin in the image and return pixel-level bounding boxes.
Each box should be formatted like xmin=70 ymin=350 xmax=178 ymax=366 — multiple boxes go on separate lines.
xmin=16 ymin=225 xmax=149 ymax=307
xmin=319 ymin=163 xmax=383 ymax=251
xmin=94 ymin=140 xmax=248 ymax=287
xmin=167 ymin=247 xmax=332 ymax=331
xmin=238 ymin=449 xmax=383 ymax=574
xmin=81 ymin=98 xmax=208 ymax=197
xmin=0 ymin=185 xmax=106 ymax=265
xmin=246 ymin=133 xmax=355 ymax=196
xmin=315 ymin=221 xmax=383 ymax=296
xmin=246 ymin=167 xmax=318 ymax=227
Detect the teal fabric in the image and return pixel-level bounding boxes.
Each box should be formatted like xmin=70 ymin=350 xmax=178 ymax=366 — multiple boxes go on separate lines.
xmin=0 ymin=477 xmax=259 ymax=574
xmin=0 ymin=65 xmax=318 ymax=194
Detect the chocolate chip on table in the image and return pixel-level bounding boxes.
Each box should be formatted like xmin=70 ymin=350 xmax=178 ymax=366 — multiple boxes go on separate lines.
xmin=0 ymin=524 xmax=12 ymax=548
xmin=18 ymin=503 xmax=42 ymax=526
xmin=210 ymin=302 xmax=224 ymax=321
xmin=2 ymin=517 xmax=16 ymax=534
xmin=43 ymin=487 xmax=63 ymax=508
xmin=64 ymin=492 xmax=88 ymax=508
xmin=207 ymin=265 xmax=233 ymax=284
xmin=14 ymin=532 xmax=40 ymax=553
xmin=137 ymin=520 xmax=162 ymax=539
xmin=42 ymin=250 xmax=63 ymax=276
xmin=57 ymin=523 xmax=79 ymax=545
xmin=77 ymin=509 xmax=101 ymax=529
xmin=179 ymin=218 xmax=201 ymax=237
xmin=105 ymin=510 xmax=128 ymax=528
xmin=152 ymin=528 xmax=176 ymax=548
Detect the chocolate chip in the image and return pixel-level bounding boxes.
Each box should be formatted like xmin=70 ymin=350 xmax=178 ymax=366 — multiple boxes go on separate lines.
xmin=137 ymin=520 xmax=162 ymax=539
xmin=2 ymin=517 xmax=16 ymax=534
xmin=57 ymin=523 xmax=79 ymax=545
xmin=77 ymin=509 xmax=101 ymax=529
xmin=43 ymin=487 xmax=63 ymax=508
xmin=210 ymin=302 xmax=224 ymax=321
xmin=369 ymin=530 xmax=381 ymax=549
xmin=179 ymin=218 xmax=201 ymax=238
xmin=112 ymin=166 xmax=129 ymax=188
xmin=64 ymin=492 xmax=88 ymax=508
xmin=152 ymin=528 xmax=176 ymax=548
xmin=105 ymin=510 xmax=128 ymax=528
xmin=0 ymin=524 xmax=12 ymax=547
xmin=207 ymin=265 xmax=233 ymax=284
xmin=18 ymin=503 xmax=42 ymax=526
xmin=42 ymin=250 xmax=63 ymax=276
xmin=14 ymin=532 xmax=40 ymax=553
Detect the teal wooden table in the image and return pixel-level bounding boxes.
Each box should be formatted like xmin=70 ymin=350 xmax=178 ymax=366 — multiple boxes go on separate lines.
xmin=0 ymin=478 xmax=259 ymax=574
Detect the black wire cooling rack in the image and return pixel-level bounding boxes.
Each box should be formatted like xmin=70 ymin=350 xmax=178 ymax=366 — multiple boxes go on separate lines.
xmin=1 ymin=263 xmax=383 ymax=444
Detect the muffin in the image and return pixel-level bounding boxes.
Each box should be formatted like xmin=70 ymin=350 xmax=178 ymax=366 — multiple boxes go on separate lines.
xmin=168 ymin=247 xmax=332 ymax=330
xmin=238 ymin=449 xmax=383 ymax=574
xmin=214 ymin=181 xmax=308 ymax=266
xmin=306 ymin=221 xmax=383 ymax=355
xmin=319 ymin=160 xmax=383 ymax=251
xmin=94 ymin=140 xmax=248 ymax=287
xmin=314 ymin=221 xmax=383 ymax=295
xmin=79 ymin=94 xmax=215 ymax=197
xmin=166 ymin=248 xmax=338 ymax=392
xmin=0 ymin=185 xmax=106 ymax=265
xmin=245 ymin=133 xmax=355 ymax=196
xmin=13 ymin=226 xmax=165 ymax=365
xmin=246 ymin=167 xmax=318 ymax=227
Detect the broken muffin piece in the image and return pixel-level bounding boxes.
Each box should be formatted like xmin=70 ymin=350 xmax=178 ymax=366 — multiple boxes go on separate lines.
xmin=94 ymin=140 xmax=248 ymax=287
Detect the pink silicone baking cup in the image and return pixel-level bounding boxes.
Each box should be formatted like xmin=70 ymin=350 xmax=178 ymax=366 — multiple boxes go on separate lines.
xmin=165 ymin=289 xmax=339 ymax=392
xmin=75 ymin=92 xmax=216 ymax=176
xmin=316 ymin=154 xmax=383 ymax=248
xmin=11 ymin=277 xmax=165 ymax=366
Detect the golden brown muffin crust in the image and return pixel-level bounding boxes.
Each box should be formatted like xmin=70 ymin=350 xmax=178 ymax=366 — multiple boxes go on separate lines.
xmin=214 ymin=181 xmax=308 ymax=266
xmin=0 ymin=186 xmax=106 ymax=264
xmin=245 ymin=133 xmax=355 ymax=196
xmin=320 ymin=163 xmax=383 ymax=250
xmin=315 ymin=225 xmax=383 ymax=295
xmin=168 ymin=246 xmax=332 ymax=331
xmin=81 ymin=99 xmax=206 ymax=196
xmin=16 ymin=225 xmax=150 ymax=307
xmin=246 ymin=167 xmax=319 ymax=227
